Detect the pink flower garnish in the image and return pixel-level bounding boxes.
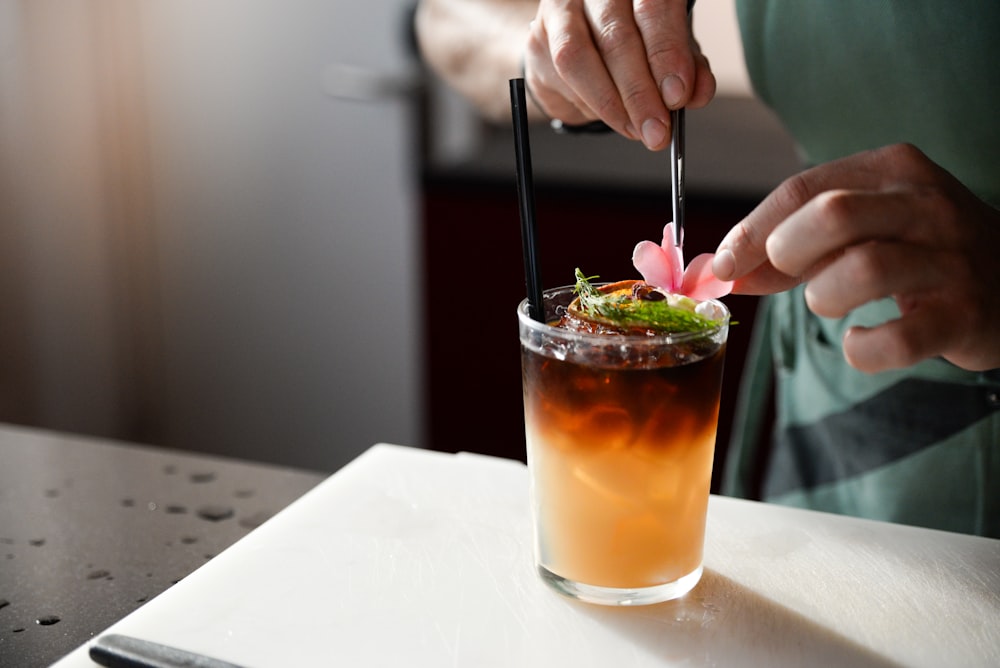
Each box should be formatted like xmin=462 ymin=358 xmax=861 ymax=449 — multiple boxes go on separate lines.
xmin=632 ymin=223 xmax=733 ymax=301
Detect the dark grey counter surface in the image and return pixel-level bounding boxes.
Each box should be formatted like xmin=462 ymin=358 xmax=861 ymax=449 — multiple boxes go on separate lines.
xmin=0 ymin=423 xmax=328 ymax=667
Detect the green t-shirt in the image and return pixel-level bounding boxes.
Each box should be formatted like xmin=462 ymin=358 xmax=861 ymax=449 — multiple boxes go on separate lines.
xmin=722 ymin=1 xmax=1000 ymax=537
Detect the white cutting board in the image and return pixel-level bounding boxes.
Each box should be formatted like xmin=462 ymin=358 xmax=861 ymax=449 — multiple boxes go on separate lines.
xmin=54 ymin=444 xmax=1000 ymax=667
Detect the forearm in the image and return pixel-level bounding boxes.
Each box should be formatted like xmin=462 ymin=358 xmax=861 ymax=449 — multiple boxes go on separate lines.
xmin=415 ymin=0 xmax=543 ymax=123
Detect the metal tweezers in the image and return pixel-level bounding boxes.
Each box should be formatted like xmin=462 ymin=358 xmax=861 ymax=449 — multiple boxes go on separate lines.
xmin=670 ymin=0 xmax=695 ymax=248
xmin=552 ymin=1 xmax=694 ymax=248
xmin=668 ymin=107 xmax=685 ymax=247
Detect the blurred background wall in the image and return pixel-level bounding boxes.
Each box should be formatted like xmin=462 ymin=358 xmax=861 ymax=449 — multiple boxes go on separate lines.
xmin=0 ymin=0 xmax=423 ymax=472
xmin=0 ymin=1 xmax=798 ymax=482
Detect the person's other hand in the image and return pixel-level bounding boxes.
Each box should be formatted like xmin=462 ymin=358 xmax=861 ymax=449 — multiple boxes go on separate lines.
xmin=712 ymin=143 xmax=1000 ymax=373
xmin=524 ymin=0 xmax=716 ymax=150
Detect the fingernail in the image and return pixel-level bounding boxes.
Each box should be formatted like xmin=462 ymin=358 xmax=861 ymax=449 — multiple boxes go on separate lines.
xmin=661 ymin=74 xmax=685 ymax=108
xmin=712 ymin=248 xmax=736 ymax=280
xmin=640 ymin=118 xmax=667 ymax=149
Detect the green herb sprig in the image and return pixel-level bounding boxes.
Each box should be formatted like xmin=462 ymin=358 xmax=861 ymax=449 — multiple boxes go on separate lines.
xmin=573 ymin=268 xmax=718 ymax=333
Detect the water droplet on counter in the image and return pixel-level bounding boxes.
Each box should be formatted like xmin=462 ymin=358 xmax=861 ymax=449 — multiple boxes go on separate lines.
xmin=189 ymin=472 xmax=216 ymax=484
xmin=165 ymin=505 xmax=187 ymax=515
xmin=36 ymin=615 xmax=60 ymax=626
xmin=196 ymin=505 xmax=234 ymax=522
xmin=238 ymin=511 xmax=272 ymax=530
xmin=121 ymin=498 xmax=135 ymax=508
xmin=28 ymin=539 xmax=45 ymax=547
xmin=147 ymin=502 xmax=158 ymax=511
xmin=87 ymin=569 xmax=111 ymax=580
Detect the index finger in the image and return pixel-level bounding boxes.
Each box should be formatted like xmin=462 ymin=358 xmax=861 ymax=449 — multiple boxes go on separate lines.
xmin=714 ymin=150 xmax=891 ymax=281
xmin=541 ymin=1 xmax=631 ymax=135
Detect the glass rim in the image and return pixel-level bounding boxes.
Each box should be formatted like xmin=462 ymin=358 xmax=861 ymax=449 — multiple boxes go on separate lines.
xmin=517 ymin=284 xmax=730 ymax=346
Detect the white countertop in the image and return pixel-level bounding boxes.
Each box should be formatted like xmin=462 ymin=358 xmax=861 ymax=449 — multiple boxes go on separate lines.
xmin=54 ymin=444 xmax=1000 ymax=667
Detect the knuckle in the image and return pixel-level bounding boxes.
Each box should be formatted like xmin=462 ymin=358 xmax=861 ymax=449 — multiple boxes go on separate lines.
xmin=644 ymin=38 xmax=689 ymax=63
xmin=732 ymin=219 xmax=765 ymax=255
xmin=549 ymin=34 xmax=586 ymax=76
xmin=632 ymin=0 xmax=667 ymax=21
xmin=646 ymin=42 xmax=693 ymax=79
xmin=812 ymin=189 xmax=853 ymax=219
xmin=884 ymin=142 xmax=931 ymax=167
xmin=880 ymin=142 xmax=927 ymax=167
xmin=618 ymin=91 xmax=643 ymax=115
xmin=806 ymin=189 xmax=855 ymax=240
xmin=591 ymin=91 xmax=623 ymax=119
xmin=593 ymin=20 xmax=632 ymax=58
xmin=618 ymin=81 xmax=652 ymax=112
xmin=877 ymin=142 xmax=936 ymax=183
xmin=773 ymin=173 xmax=816 ymax=218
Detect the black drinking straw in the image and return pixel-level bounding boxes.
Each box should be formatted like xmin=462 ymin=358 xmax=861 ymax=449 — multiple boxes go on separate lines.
xmin=510 ymin=78 xmax=545 ymax=323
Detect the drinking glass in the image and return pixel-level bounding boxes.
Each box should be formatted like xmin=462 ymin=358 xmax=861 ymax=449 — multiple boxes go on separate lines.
xmin=519 ymin=285 xmax=729 ymax=606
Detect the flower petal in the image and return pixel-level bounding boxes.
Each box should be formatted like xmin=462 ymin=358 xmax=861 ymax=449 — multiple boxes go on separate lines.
xmin=633 ymin=240 xmax=679 ymax=291
xmin=681 ymin=253 xmax=734 ymax=300
xmin=659 ymin=223 xmax=685 ymax=289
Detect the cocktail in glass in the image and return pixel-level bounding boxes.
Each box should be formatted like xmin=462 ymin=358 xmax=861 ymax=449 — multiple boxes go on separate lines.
xmin=518 ymin=283 xmax=729 ymax=606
